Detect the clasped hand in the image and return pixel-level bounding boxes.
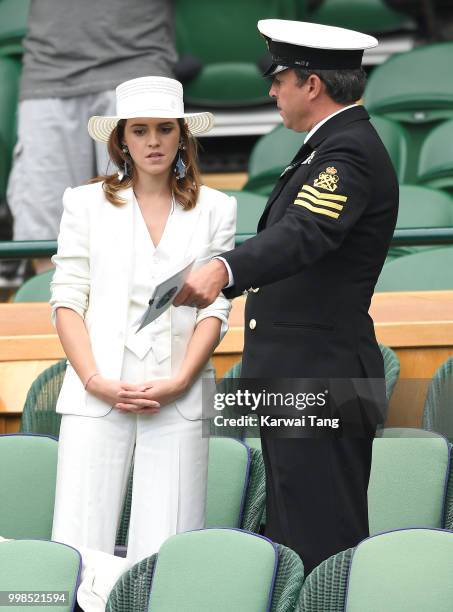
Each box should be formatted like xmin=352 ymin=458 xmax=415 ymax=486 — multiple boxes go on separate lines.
xmin=87 ymin=375 xmax=186 ymax=414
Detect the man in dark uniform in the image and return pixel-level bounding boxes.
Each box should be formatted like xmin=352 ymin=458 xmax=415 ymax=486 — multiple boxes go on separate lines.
xmin=175 ymin=19 xmax=399 ymax=573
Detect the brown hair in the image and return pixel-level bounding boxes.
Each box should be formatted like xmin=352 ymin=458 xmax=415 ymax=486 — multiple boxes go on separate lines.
xmin=91 ymin=118 xmax=201 ymax=210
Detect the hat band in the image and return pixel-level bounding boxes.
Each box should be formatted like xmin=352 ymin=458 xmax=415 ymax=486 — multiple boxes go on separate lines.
xmin=267 ymin=39 xmax=364 ymax=71
xmin=117 ymin=92 xmax=184 ymax=117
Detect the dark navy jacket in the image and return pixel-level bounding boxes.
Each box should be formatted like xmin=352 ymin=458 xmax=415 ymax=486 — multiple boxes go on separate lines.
xmin=223 ymin=105 xmax=399 ymax=381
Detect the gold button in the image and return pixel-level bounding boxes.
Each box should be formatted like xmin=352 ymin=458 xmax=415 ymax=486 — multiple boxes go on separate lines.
xmin=249 ymin=319 xmax=257 ymax=330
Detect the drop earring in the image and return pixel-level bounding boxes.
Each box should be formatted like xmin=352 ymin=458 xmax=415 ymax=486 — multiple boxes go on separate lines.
xmin=122 ymin=144 xmax=130 ymax=178
xmin=174 ymin=142 xmax=187 ymax=180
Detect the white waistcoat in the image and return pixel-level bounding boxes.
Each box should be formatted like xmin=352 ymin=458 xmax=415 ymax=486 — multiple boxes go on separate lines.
xmin=124 ymin=196 xmax=173 ymax=369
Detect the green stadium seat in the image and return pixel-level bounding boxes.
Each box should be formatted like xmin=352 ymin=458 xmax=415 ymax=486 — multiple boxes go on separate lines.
xmin=0 ymin=433 xmax=57 ymax=539
xmin=379 ymin=343 xmax=400 ymax=399
xmin=244 ymin=114 xmax=408 ymax=196
xmin=0 ymin=0 xmax=30 ymax=57
xmin=365 ymin=43 xmax=453 ymax=181
xmin=106 ymin=529 xmax=304 ymax=612
xmin=20 ymin=359 xmax=66 ymax=437
xmin=300 ymin=427 xmax=453 ymax=611
xmin=417 ymin=118 xmax=453 ymax=193
xmin=375 ymin=246 xmax=453 ymax=292
xmin=387 ymin=185 xmax=453 ymax=260
xmin=13 ymin=269 xmax=53 ymax=302
xmin=175 ymin=0 xmax=303 ymax=107
xmin=354 ymin=529 xmax=453 ymax=608
xmin=368 ymin=428 xmax=450 ymax=535
xmin=370 ymin=115 xmax=409 ymax=183
xmin=308 ymin=0 xmax=413 ymax=33
xmin=0 ymin=55 xmax=21 ymax=202
xmin=347 ymin=529 xmax=453 ymax=612
xmin=299 ymin=528 xmax=453 ymax=611
xmin=206 ymin=437 xmax=265 ymax=533
xmin=422 ymin=356 xmax=453 ymax=444
xmin=223 ymin=189 xmax=267 ymax=241
xmin=0 ymin=540 xmax=80 ymax=612
xmin=245 ymin=127 xmax=306 ymax=196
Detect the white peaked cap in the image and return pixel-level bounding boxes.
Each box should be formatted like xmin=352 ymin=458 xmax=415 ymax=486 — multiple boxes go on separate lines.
xmin=257 ymin=19 xmax=378 ymax=76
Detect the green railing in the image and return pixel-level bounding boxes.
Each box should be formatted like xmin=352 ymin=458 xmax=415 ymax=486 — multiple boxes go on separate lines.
xmin=0 ymin=228 xmax=453 ymax=256
xmin=236 ymin=228 xmax=453 ymax=246
xmin=0 ymin=240 xmax=57 ymax=258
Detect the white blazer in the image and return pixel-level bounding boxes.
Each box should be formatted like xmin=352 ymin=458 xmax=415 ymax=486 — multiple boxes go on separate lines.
xmin=50 ymin=182 xmax=237 ymax=420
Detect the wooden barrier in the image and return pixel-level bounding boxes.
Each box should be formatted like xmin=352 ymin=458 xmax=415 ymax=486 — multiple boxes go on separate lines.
xmin=1 ymin=291 xmax=452 ymax=433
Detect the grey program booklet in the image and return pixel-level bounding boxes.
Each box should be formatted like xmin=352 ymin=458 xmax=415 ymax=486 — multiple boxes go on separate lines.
xmin=135 ymin=257 xmax=195 ymax=332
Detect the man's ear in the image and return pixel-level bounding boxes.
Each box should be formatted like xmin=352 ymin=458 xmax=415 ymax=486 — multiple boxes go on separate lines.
xmin=307 ymin=73 xmax=324 ymax=100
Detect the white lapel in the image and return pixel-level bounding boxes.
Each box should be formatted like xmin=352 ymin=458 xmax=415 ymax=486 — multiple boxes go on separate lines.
xmin=100 ymin=186 xmax=135 ymax=288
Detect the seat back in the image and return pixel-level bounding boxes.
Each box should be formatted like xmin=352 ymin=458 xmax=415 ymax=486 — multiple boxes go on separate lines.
xmin=20 ymin=359 xmax=66 ymax=437
xmin=369 ymin=115 xmax=408 ymax=183
xmin=375 ymin=246 xmax=453 ymax=292
xmin=378 ymin=343 xmax=400 ymax=399
xmin=247 ymin=126 xmax=306 ymax=186
xmin=175 ymin=0 xmax=297 ymax=64
xmin=206 ymin=438 xmax=251 ymax=528
xmin=13 ymin=269 xmax=54 ymax=302
xmin=175 ymin=0 xmax=300 ymax=106
xmin=0 ymin=539 xmax=80 ymax=612
xmin=309 ymin=0 xmax=412 ymax=33
xmin=365 ymin=43 xmax=453 ymax=181
xmin=345 ymin=528 xmax=453 ymax=612
xmin=224 ymin=190 xmax=267 ymax=240
xmin=148 ymin=529 xmax=278 ymax=612
xmin=422 ymin=356 xmax=453 ymax=442
xmin=368 ymin=428 xmax=450 ymax=535
xmin=210 ymin=359 xmax=244 ymax=439
xmin=417 ymin=118 xmax=453 ymax=191
xmin=387 ymin=185 xmax=453 ymax=260
xmin=365 ymin=43 xmax=453 ymax=120
xmin=0 ymin=434 xmax=57 ymax=539
xmin=107 ymin=541 xmax=303 ymax=612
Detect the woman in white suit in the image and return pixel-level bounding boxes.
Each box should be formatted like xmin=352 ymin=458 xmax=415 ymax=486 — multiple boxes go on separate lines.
xmin=50 ymin=76 xmax=236 ymax=564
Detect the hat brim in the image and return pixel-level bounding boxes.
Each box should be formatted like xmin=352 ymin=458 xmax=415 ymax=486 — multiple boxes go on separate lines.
xmin=88 ymin=112 xmax=214 ymax=143
xmin=263 ymin=63 xmax=290 ymax=78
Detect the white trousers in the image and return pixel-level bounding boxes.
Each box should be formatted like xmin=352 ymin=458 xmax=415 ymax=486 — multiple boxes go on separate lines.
xmin=52 ymin=348 xmax=209 ymax=565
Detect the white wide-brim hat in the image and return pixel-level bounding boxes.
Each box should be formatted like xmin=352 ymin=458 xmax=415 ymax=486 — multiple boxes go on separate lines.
xmin=88 ymin=76 xmax=214 ymax=143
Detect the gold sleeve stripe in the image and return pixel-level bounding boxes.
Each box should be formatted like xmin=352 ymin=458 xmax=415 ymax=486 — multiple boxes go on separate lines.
xmin=302 ymin=184 xmax=348 ymax=202
xmin=294 ymin=200 xmax=340 ymax=219
xmin=296 ymin=192 xmax=344 ymax=211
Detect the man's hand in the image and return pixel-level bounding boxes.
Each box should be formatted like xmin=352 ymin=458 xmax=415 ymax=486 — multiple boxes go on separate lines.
xmin=173 ymin=259 xmax=229 ymax=308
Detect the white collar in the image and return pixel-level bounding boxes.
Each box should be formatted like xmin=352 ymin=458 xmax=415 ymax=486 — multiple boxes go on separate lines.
xmin=304 ymin=104 xmax=358 ymax=144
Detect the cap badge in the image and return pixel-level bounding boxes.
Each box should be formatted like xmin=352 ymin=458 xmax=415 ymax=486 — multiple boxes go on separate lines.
xmin=314 ymin=167 xmax=339 ymax=192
